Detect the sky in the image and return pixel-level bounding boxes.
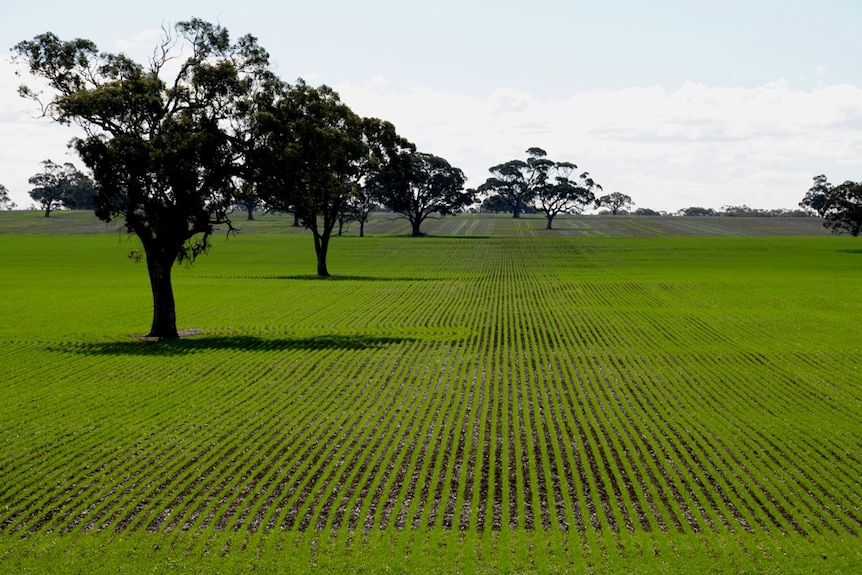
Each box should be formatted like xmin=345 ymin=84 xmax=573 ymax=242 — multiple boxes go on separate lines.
xmin=1 ymin=0 xmax=861 ymax=212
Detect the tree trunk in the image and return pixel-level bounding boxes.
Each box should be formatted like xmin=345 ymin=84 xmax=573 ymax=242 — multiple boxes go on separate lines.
xmin=145 ymin=250 xmax=179 ymax=339
xmin=359 ymin=219 xmax=365 ymax=238
xmin=313 ymin=232 xmax=330 ymax=277
xmin=411 ymin=219 xmax=423 ymax=236
xmin=246 ymin=206 xmax=254 ymax=220
xmin=292 ymin=213 xmax=300 ymax=227
xmin=512 ymin=203 xmax=521 ymax=219
xmin=546 ymin=215 xmax=554 ymax=230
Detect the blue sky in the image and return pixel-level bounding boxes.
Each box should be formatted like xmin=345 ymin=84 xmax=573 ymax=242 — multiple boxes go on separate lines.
xmin=2 ymin=0 xmax=861 ymax=211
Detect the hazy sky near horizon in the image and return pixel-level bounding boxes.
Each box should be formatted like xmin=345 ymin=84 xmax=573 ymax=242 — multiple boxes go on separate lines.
xmin=1 ymin=0 xmax=861 ymax=212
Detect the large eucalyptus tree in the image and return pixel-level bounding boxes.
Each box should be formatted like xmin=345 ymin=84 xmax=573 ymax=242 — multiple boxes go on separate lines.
xmin=479 ymin=147 xmax=600 ymax=228
xmin=253 ymin=80 xmax=413 ymax=275
xmin=14 ymin=19 xmax=272 ymax=338
xmin=370 ymin=151 xmax=472 ymax=236
xmin=28 ymin=159 xmax=95 ymax=216
xmin=801 ymin=174 xmax=862 ymax=236
xmin=477 ymin=147 xmax=550 ymax=219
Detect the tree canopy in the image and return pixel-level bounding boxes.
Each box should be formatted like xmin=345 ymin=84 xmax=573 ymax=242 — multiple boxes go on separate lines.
xmin=478 ymin=148 xmax=599 ymax=228
xmin=27 ymin=159 xmax=95 ymax=216
xmin=14 ymin=19 xmax=272 ymax=338
xmin=596 ymin=191 xmax=633 ymax=215
xmin=800 ymin=174 xmax=862 ymax=236
xmin=478 ymin=147 xmax=602 ymax=230
xmin=678 ymin=206 xmax=716 ymax=217
xmin=253 ymin=80 xmax=413 ymax=275
xmin=533 ymin=160 xmax=600 ymax=229
xmin=370 ymin=151 xmax=471 ymax=236
xmin=477 ymin=148 xmax=550 ymax=219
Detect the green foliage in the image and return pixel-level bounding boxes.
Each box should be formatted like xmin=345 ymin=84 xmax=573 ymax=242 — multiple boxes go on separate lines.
xmin=253 ymin=81 xmax=413 ymax=273
xmin=370 ymin=151 xmax=471 ymax=236
xmin=533 ymin=163 xmax=600 ymax=229
xmin=0 ymin=214 xmax=859 ymax=573
xmin=800 ymin=174 xmax=862 ymax=236
xmin=595 ymin=191 xmax=633 ymax=215
xmin=479 ymin=193 xmax=512 ymax=214
xmin=479 ymin=148 xmax=600 ymax=228
xmin=13 ymin=19 xmax=272 ymax=337
xmin=477 ymin=148 xmax=548 ymax=218
xmin=679 ymin=206 xmax=717 ymax=216
xmin=27 ymin=159 xmax=95 ymax=216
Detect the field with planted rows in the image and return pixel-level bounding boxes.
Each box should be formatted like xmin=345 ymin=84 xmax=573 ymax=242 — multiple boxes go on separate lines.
xmin=0 ymin=212 xmax=860 ymax=573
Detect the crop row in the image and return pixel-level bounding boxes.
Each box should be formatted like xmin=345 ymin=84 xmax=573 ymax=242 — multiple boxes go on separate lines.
xmin=1 ymin=236 xmax=859 ymax=543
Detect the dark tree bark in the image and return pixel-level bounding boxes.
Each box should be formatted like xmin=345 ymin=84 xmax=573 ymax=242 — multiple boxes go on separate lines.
xmin=306 ymin=206 xmax=339 ymax=278
xmin=314 ymin=232 xmax=330 ymax=277
xmin=410 ymin=217 xmax=424 ymax=236
xmin=145 ymin=248 xmax=179 ymax=339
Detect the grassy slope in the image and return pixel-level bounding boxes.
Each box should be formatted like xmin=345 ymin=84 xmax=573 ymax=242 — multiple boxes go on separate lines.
xmin=0 ymin=212 xmax=859 ymax=574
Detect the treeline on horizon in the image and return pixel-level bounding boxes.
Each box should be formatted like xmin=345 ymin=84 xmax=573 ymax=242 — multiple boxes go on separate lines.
xmin=479 ymin=202 xmax=815 ymax=218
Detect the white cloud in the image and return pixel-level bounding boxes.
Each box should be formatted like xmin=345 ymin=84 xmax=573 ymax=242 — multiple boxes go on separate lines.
xmin=3 ymin=54 xmax=862 ymax=213
xmin=337 ymin=80 xmax=862 ymax=211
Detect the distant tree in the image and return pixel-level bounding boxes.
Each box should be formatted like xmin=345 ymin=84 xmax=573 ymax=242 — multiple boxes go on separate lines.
xmin=778 ymin=209 xmax=816 ymax=218
xmin=678 ymin=206 xmax=716 ymax=216
xmin=27 ymin=160 xmax=95 ymax=216
xmin=254 ymin=80 xmax=412 ymax=275
xmin=28 ymin=160 xmax=68 ymax=217
xmin=370 ymin=151 xmax=471 ymax=236
xmin=233 ymin=180 xmax=261 ymax=220
xmin=343 ymin=186 xmax=376 ymax=237
xmin=719 ymin=204 xmax=754 ymax=217
xmin=62 ymin=175 xmax=96 ymax=210
xmin=336 ymin=198 xmax=356 ymax=236
xmin=477 ymin=148 xmax=550 ymax=218
xmin=595 ymin=191 xmax=633 ymax=215
xmin=800 ymin=174 xmax=862 ymax=236
xmin=14 ymin=20 xmax=272 ymax=338
xmin=346 ymin=117 xmax=414 ymax=238
xmin=254 ymin=81 xmax=357 ymax=276
xmin=633 ymin=207 xmax=662 ymax=216
xmin=718 ymin=205 xmax=810 ymax=217
xmin=480 ymin=194 xmax=511 ymax=213
xmin=534 ymin=160 xmax=601 ymax=229
xmin=0 ymin=184 xmax=15 ymax=210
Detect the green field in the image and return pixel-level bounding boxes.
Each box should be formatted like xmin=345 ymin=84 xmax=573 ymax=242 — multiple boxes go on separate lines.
xmin=1 ymin=211 xmax=860 ymax=573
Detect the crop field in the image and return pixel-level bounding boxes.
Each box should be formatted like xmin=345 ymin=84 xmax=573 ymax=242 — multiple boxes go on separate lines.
xmin=0 ymin=211 xmax=860 ymax=573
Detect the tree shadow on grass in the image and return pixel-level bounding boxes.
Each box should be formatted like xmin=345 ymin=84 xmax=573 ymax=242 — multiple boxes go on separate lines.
xmin=263 ymin=275 xmax=436 ymax=282
xmin=202 ymin=275 xmax=436 ymax=282
xmin=51 ymin=334 xmax=413 ymax=357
